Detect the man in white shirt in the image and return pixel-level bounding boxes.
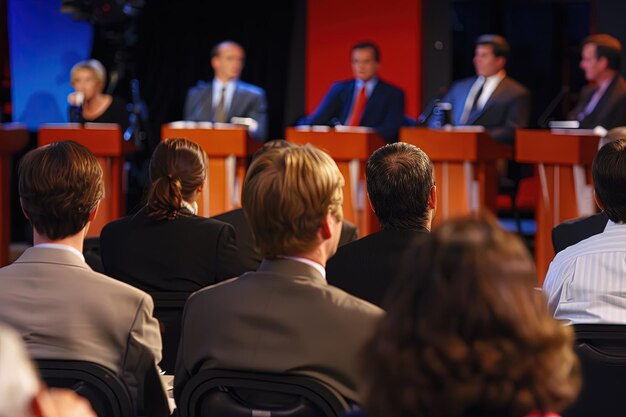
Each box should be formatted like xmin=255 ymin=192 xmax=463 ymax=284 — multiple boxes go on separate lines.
xmin=0 ymin=141 xmax=162 ymax=411
xmin=543 ymin=138 xmax=626 ymax=324
xmin=174 ymin=144 xmax=384 ymax=404
xmin=431 ymin=34 xmax=530 ymax=144
xmin=184 ymin=40 xmax=268 ymax=141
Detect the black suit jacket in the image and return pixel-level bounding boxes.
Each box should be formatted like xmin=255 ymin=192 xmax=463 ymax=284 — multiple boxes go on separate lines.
xmin=100 ymin=207 xmax=245 ymax=293
xmin=298 ymin=79 xmax=406 ymax=142
xmin=213 ymin=208 xmax=359 ymax=272
xmin=551 ymin=212 xmax=609 ymax=255
xmin=326 ymin=228 xmax=428 ymax=307
xmin=432 ymin=76 xmax=531 ymax=144
xmin=569 ymin=75 xmax=626 ymax=130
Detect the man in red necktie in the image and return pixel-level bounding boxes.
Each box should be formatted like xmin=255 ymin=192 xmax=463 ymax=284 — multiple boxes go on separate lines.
xmin=297 ymin=41 xmax=406 ymax=142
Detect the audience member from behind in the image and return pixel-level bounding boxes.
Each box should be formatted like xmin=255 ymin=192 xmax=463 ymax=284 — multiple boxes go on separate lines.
xmin=101 ymin=137 xmax=244 ymax=293
xmin=213 ymin=139 xmax=358 ymax=271
xmin=0 ymin=141 xmax=162 ymax=409
xmin=327 ymin=142 xmax=435 ymax=306
xmin=550 ymin=126 xmax=626 ymax=255
xmin=67 ymin=59 xmax=129 ymax=131
xmin=0 ymin=324 xmax=97 ymax=417
xmin=175 ymin=144 xmax=383 ymax=403
xmin=361 ymin=217 xmax=580 ymax=417
xmin=568 ymin=34 xmax=626 ymax=130
xmin=544 ymin=138 xmax=626 ymax=323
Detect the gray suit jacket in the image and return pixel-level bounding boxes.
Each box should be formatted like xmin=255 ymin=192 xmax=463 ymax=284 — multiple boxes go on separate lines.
xmin=184 ymin=79 xmax=268 ymax=141
xmin=436 ymin=75 xmax=531 ymax=144
xmin=0 ymin=247 xmax=162 ymax=405
xmin=174 ymin=258 xmax=383 ymax=403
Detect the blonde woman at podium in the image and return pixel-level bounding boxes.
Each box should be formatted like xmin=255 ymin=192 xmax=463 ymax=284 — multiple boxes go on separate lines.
xmin=67 ymin=59 xmax=129 ymax=132
xmin=100 ymin=138 xmax=245 ymax=293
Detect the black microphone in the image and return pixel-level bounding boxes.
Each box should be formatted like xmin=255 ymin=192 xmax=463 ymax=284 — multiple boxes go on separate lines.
xmin=417 ymin=87 xmax=447 ymax=126
xmin=538 ymin=85 xmax=570 ymax=128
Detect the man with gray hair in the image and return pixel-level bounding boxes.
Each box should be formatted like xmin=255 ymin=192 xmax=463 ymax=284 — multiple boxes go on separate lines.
xmin=327 ymin=142 xmax=436 ymax=307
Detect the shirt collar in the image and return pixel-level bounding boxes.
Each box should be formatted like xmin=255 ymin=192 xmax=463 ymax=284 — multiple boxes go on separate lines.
xmin=213 ymin=78 xmax=236 ymax=91
xmin=34 ymin=243 xmax=85 ymax=263
xmin=355 ymin=76 xmax=378 ymax=97
xmin=180 ymin=200 xmax=198 ymax=215
xmin=278 ymin=255 xmax=326 ymax=280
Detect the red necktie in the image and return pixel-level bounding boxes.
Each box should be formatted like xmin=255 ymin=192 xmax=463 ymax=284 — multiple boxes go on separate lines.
xmin=346 ymin=86 xmax=367 ymax=126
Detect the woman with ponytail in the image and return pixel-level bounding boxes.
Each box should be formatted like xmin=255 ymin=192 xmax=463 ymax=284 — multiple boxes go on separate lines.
xmin=100 ymin=138 xmax=245 ymax=293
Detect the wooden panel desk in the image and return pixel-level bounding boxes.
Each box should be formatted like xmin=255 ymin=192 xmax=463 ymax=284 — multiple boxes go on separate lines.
xmin=0 ymin=124 xmax=29 ymax=266
xmin=516 ymin=129 xmax=599 ymax=282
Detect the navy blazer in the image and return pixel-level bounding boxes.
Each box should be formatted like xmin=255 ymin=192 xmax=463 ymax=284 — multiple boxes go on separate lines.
xmin=552 ymin=212 xmax=609 ymax=255
xmin=183 ymin=79 xmax=268 ymax=141
xmin=568 ymin=75 xmax=626 ymax=130
xmin=432 ymin=76 xmax=530 ymax=144
xmin=299 ymin=79 xmax=405 ymax=142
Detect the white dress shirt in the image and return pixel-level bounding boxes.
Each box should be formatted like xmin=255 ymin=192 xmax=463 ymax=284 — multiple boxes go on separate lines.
xmin=34 ymin=243 xmax=85 ymax=263
xmin=543 ymin=220 xmax=626 ymax=324
xmin=460 ymin=71 xmax=505 ymax=124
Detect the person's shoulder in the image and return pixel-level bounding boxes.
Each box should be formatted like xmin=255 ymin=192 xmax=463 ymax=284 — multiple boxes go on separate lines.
xmin=187 ymin=80 xmax=211 ymax=95
xmin=376 ymin=78 xmax=403 ymax=93
xmin=502 ymin=76 xmax=530 ymax=96
xmin=323 ymin=282 xmax=385 ymax=318
xmin=185 ymin=275 xmax=242 ymax=306
xmin=237 ymin=80 xmax=266 ymax=96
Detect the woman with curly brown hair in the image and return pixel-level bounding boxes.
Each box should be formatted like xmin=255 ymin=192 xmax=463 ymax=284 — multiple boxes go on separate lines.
xmin=359 ymin=217 xmax=580 ymax=417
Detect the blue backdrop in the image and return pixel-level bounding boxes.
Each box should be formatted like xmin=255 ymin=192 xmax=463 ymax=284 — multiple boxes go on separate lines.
xmin=8 ymin=0 xmax=92 ymax=130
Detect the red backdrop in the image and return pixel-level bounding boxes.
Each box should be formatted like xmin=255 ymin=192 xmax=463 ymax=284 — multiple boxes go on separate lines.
xmin=305 ymin=0 xmax=422 ymax=118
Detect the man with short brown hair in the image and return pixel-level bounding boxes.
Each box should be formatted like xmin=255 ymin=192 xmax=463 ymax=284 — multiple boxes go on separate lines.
xmin=0 ymin=141 xmax=162 ymax=410
xmin=175 ymin=144 xmax=383 ymax=403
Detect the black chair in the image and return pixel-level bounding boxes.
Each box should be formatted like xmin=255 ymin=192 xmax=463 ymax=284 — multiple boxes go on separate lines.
xmin=178 ymin=369 xmax=351 ymax=417
xmin=149 ymin=291 xmax=190 ymax=374
xmin=563 ymin=324 xmax=626 ymax=417
xmin=36 ymin=360 xmax=134 ymax=417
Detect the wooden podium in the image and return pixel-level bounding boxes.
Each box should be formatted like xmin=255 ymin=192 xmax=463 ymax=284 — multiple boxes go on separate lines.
xmin=285 ymin=127 xmax=386 ymax=236
xmin=516 ymin=129 xmax=599 ymax=282
xmin=400 ymin=127 xmax=512 ymax=225
xmin=161 ymin=124 xmax=261 ymax=217
xmin=0 ymin=124 xmax=29 ymax=266
xmin=38 ymin=123 xmax=132 ymax=237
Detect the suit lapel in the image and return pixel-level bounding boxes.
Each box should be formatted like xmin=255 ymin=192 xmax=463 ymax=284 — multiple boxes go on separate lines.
xmin=467 ymin=77 xmax=507 ymax=125
xmin=340 ymin=81 xmax=357 ymax=124
xmin=229 ymin=81 xmax=241 ymax=119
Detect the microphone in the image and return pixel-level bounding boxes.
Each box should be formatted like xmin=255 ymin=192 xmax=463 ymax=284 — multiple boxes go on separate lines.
xmin=538 ymin=85 xmax=570 ymax=128
xmin=417 ymin=87 xmax=447 ymax=126
xmin=67 ymin=91 xmax=84 ymax=123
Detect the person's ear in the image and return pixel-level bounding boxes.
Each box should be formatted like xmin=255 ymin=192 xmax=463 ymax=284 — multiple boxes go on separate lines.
xmin=19 ymin=198 xmax=30 ymax=221
xmin=428 ymin=185 xmax=437 ymax=210
xmin=593 ymin=189 xmax=605 ymax=211
xmin=320 ymin=212 xmax=333 ymax=240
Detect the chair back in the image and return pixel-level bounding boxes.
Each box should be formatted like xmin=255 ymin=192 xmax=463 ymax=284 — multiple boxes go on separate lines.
xmin=149 ymin=291 xmax=190 ymax=374
xmin=36 ymin=359 xmax=134 ymax=417
xmin=178 ymin=369 xmax=351 ymax=417
xmin=564 ymin=324 xmax=626 ymax=417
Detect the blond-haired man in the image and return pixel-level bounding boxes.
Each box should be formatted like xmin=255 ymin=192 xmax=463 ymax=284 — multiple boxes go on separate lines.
xmin=174 ymin=144 xmax=383 ymax=403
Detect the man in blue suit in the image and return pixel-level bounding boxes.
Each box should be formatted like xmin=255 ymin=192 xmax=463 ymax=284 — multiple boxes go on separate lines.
xmin=184 ymin=41 xmax=268 ymax=141
xmin=298 ymin=41 xmax=405 ymax=142
xmin=431 ymin=34 xmax=530 ymax=144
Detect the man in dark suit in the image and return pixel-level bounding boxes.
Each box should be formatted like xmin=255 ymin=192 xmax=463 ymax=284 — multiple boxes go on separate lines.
xmin=326 ymin=142 xmax=436 ymax=307
xmin=568 ymin=34 xmax=626 ymax=130
xmin=184 ymin=40 xmax=267 ymax=141
xmin=431 ymin=34 xmax=530 ymax=144
xmin=297 ymin=41 xmax=405 ymax=142
xmin=175 ymin=144 xmax=383 ymax=404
